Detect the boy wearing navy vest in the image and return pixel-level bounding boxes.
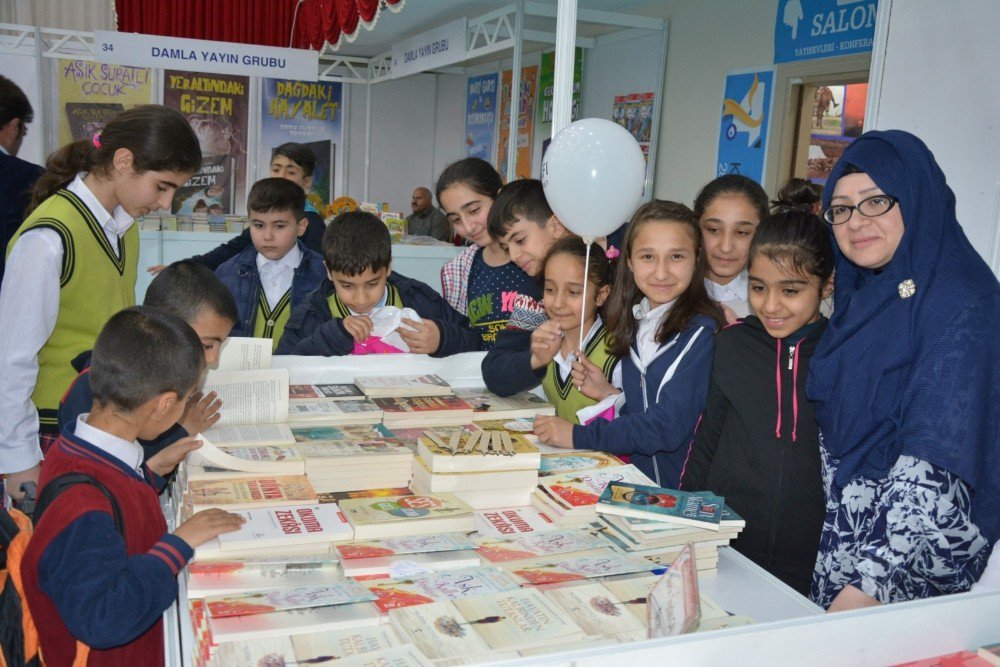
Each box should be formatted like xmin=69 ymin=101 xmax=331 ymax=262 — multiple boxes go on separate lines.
xmin=277 ymin=211 xmax=480 ymax=356
xmin=215 ymin=178 xmax=326 ymax=349
xmin=22 ymin=307 xmax=244 ymax=666
xmin=59 ymin=260 xmax=237 ymax=458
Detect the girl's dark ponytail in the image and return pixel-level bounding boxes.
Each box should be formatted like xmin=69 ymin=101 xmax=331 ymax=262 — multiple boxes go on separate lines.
xmin=28 ymin=104 xmax=200 ymax=215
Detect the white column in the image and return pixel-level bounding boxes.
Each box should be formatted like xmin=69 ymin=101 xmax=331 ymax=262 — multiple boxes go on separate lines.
xmin=551 ymin=0 xmax=578 ymax=137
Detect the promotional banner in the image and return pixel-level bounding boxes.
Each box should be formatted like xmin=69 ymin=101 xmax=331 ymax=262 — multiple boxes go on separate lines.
xmin=774 ymin=0 xmax=879 ymax=64
xmin=465 ymin=73 xmax=498 ymax=161
xmin=163 ymin=70 xmax=249 ymax=214
xmin=56 ymin=59 xmax=154 ymax=146
xmin=612 ymin=92 xmax=655 ymax=163
xmin=537 ymin=48 xmax=583 ymax=129
xmin=391 ymin=17 xmax=468 ymax=79
xmin=260 ymin=78 xmax=344 ymax=207
xmin=496 ymin=65 xmax=538 ymax=181
xmin=716 ymin=69 xmax=775 ymax=185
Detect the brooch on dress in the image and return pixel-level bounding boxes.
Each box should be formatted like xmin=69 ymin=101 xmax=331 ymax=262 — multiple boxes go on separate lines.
xmin=898 ymin=279 xmax=916 ymax=299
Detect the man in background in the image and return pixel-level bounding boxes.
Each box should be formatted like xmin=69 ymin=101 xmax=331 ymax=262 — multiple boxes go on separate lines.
xmin=405 ymin=186 xmax=451 ymax=242
xmin=0 ymin=75 xmax=45 ymax=289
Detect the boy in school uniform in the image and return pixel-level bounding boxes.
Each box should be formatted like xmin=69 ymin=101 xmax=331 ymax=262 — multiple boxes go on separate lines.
xmin=277 ymin=211 xmax=480 ymax=357
xmin=22 ymin=307 xmax=245 ymax=666
xmin=215 ymin=178 xmax=326 ymax=348
xmin=59 ymin=260 xmax=237 ymax=458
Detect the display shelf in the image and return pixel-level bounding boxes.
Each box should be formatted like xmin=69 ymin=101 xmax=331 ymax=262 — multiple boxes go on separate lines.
xmin=136 ymin=230 xmax=464 ymax=302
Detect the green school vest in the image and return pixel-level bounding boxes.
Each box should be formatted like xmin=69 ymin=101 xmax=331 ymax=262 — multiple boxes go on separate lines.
xmin=326 ymin=282 xmax=403 ymax=318
xmin=7 ymin=189 xmax=138 ymax=430
xmin=253 ymin=290 xmax=291 ymax=351
xmin=541 ymin=321 xmax=619 ymax=424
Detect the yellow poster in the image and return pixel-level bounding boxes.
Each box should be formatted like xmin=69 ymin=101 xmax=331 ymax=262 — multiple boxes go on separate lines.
xmin=56 ymin=59 xmax=154 ymax=146
xmin=496 ymin=65 xmax=538 ymax=181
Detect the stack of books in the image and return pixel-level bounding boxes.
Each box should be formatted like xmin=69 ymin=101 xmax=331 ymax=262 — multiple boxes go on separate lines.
xmin=453 ymin=388 xmax=556 ymax=422
xmin=335 ymin=533 xmax=480 ymax=579
xmin=411 ymin=430 xmax=541 ymax=509
xmin=530 ymin=464 xmax=657 ymax=524
xmin=291 ymin=425 xmax=413 ymax=493
xmin=339 ymin=492 xmax=475 ymax=540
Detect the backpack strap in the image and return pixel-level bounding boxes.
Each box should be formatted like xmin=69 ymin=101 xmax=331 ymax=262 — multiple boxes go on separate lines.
xmin=32 ymin=473 xmax=124 ymax=537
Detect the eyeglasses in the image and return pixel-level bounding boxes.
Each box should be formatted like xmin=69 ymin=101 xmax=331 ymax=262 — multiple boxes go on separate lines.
xmin=822 ymin=194 xmax=899 ymax=225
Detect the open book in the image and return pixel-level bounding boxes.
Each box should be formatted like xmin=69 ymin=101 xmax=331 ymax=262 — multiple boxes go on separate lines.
xmin=201 ymin=367 xmax=293 ymax=446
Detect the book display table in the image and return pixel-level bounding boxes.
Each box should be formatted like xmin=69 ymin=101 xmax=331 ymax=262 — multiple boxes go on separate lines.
xmin=164 ymin=352 xmax=1000 ymax=666
xmin=137 ymin=231 xmax=463 ymax=302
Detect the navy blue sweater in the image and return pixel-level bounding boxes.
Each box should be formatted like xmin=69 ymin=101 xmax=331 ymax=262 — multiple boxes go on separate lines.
xmin=215 ymin=240 xmax=327 ymax=338
xmin=572 ymin=314 xmax=717 ymax=488
xmin=276 ymin=273 xmax=482 ymax=357
xmin=191 ymin=210 xmax=326 ymax=270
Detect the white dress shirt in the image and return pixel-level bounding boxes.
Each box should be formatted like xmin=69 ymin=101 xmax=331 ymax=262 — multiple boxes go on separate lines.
xmin=75 ymin=414 xmax=145 ymax=474
xmin=552 ymin=316 xmax=623 ymax=389
xmin=256 ymin=244 xmax=302 ymax=310
xmin=632 ymin=297 xmax=676 ymax=371
xmin=0 ymin=174 xmax=133 ymax=474
xmin=705 ymin=270 xmax=751 ymax=319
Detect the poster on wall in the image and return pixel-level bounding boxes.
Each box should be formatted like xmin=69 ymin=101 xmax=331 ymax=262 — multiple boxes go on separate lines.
xmin=465 ymin=73 xmax=498 ymax=162
xmin=806 ymin=82 xmax=867 ymax=184
xmin=56 ymin=59 xmax=154 ymax=146
xmin=537 ymin=49 xmax=583 ymax=132
xmin=259 ymin=78 xmax=343 ymax=209
xmin=774 ymin=0 xmax=879 ymax=64
xmin=163 ymin=71 xmax=249 ymax=214
xmin=612 ymin=92 xmax=655 ymax=163
xmin=716 ymin=69 xmax=775 ymax=184
xmin=496 ymin=65 xmax=538 ymax=181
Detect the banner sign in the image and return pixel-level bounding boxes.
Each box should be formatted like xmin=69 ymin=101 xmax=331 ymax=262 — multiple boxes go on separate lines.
xmin=391 ymin=18 xmax=468 ymax=79
xmin=94 ymin=30 xmax=318 ymax=80
xmin=537 ymin=48 xmax=583 ymax=128
xmin=774 ymin=0 xmax=878 ymax=63
xmin=57 ymin=58 xmax=154 ymax=146
xmin=163 ymin=71 xmax=250 ymax=214
xmin=497 ymin=65 xmax=538 ymax=181
xmin=260 ymin=78 xmax=344 ymax=207
xmin=464 ymin=73 xmax=498 ymax=161
xmin=716 ymin=68 xmax=775 ymax=185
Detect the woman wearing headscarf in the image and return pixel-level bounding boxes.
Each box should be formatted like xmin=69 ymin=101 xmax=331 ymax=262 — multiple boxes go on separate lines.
xmin=807 ymin=130 xmax=1000 ymax=611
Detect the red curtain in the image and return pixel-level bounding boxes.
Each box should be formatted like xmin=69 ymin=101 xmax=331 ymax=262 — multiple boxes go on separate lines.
xmin=115 ymin=0 xmax=405 ymax=51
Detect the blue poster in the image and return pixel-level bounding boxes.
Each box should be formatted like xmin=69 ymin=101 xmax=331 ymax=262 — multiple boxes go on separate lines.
xmin=465 ymin=73 xmax=498 ymax=161
xmin=716 ymin=69 xmax=774 ymax=184
xmin=259 ymin=78 xmax=343 ymax=205
xmin=774 ymin=0 xmax=879 ymax=64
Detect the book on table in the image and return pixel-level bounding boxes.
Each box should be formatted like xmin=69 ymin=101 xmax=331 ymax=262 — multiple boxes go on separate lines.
xmin=339 ymin=493 xmax=474 ymax=540
xmin=213 ymin=626 xmax=408 ymax=667
xmin=188 ymin=566 xmax=352 ymax=599
xmin=374 ymin=395 xmax=474 ymax=428
xmin=534 ymin=464 xmax=656 ymax=520
xmin=200 ymin=365 xmax=294 ymax=446
xmin=363 ymin=566 xmax=520 ymax=613
xmin=336 ymin=532 xmax=476 ymax=560
xmin=411 ymin=455 xmax=538 ymax=492
xmin=500 ymin=547 xmax=658 ymax=585
xmin=474 ymin=527 xmax=609 ymax=563
xmin=287 ymin=398 xmax=384 ymax=426
xmin=215 ymin=504 xmax=353 ymax=551
xmin=472 ymin=506 xmax=557 ymax=539
xmin=205 ymin=579 xmax=377 ymax=619
xmin=597 ymin=482 xmax=725 ymax=531
xmin=340 ymin=549 xmax=483 ymax=579
xmin=452 ymin=388 xmax=556 ymax=421
xmin=187 ymin=475 xmax=318 ymax=512
xmin=416 ymin=431 xmax=540 ymax=473
xmin=289 ymin=382 xmax=365 ymax=403
xmin=213 ymin=336 xmax=272 ymax=372
xmin=648 ymin=542 xmax=701 ymax=637
xmin=538 ymin=451 xmax=626 ymax=477
xmin=354 ymin=373 xmax=453 ymax=398
xmin=187 ymin=436 xmax=304 ymax=475
xmin=541 ymin=582 xmax=646 ymax=640
xmin=207 ymin=602 xmax=381 ymax=643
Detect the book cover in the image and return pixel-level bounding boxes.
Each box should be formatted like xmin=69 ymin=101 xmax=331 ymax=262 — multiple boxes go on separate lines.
xmin=336 ymin=533 xmax=476 ymax=560
xmin=473 ymin=506 xmax=556 ymax=539
xmin=295 ymin=440 xmax=412 ymax=462
xmin=374 ymin=395 xmax=472 ymax=415
xmin=453 ymin=388 xmax=555 ymax=420
xmin=200 ymin=422 xmax=296 ymax=448
xmin=317 ymin=487 xmax=414 ymax=504
xmin=289 ymin=383 xmax=365 ymax=402
xmin=416 ymin=432 xmax=540 ymax=474
xmin=65 ymin=102 xmax=125 ymax=140
xmin=188 ymin=475 xmax=317 ymax=510
xmin=475 ymin=529 xmax=609 ymax=563
xmin=648 ymin=543 xmax=700 ymax=637
xmin=217 ymin=504 xmax=353 ymax=551
xmin=201 ymin=367 xmax=289 ymax=425
xmin=388 ymin=601 xmax=492 ymax=661
xmin=331 ymin=645 xmax=433 ymax=667
xmin=289 ymin=626 xmax=401 ymax=663
xmin=188 ymin=567 xmax=348 ymax=598
xmin=340 ymin=550 xmax=482 ymax=580
xmin=539 ymin=451 xmax=625 ymax=477
xmin=206 ymin=580 xmax=377 ymax=618
xmin=208 ymin=603 xmax=381 ymax=643
xmin=412 ymin=455 xmax=538 ymax=492
xmin=365 ymin=566 xmax=521 ymax=612
xmin=355 ymin=373 xmax=452 ymax=398
xmin=598 ymin=574 xmax=660 ymax=624
xmin=340 ymin=494 xmax=474 ymax=539
xmin=451 ymin=588 xmax=584 ymax=650
xmin=472 ymin=417 xmax=538 ymax=439
xmin=542 ymin=582 xmax=645 ymax=639
xmin=503 ymin=548 xmax=656 ymax=585
xmin=598 ymin=482 xmax=724 ymax=531
xmin=539 ymin=465 xmax=656 ymax=512
xmin=188 ymin=437 xmax=304 ymax=475
xmin=288 ymin=399 xmax=383 ymax=424
xmin=213 ymin=636 xmax=295 ymax=667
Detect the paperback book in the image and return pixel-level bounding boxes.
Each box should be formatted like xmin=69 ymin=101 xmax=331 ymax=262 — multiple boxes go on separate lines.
xmin=451 ymin=587 xmax=585 ymax=650
xmin=542 ymin=582 xmax=646 ymax=639
xmin=364 ymin=566 xmax=521 ymax=612
xmin=289 ymin=383 xmax=364 ymax=402
xmin=536 ymin=465 xmax=656 ymax=516
xmin=648 ymin=543 xmax=701 ymax=637
xmin=336 ymin=533 xmax=477 ymax=560
xmin=475 ymin=529 xmax=609 ymax=563
xmin=473 ymin=506 xmax=557 ymax=539
xmin=354 ymin=373 xmax=453 ymax=398
xmin=188 ymin=438 xmax=304 ymax=475
xmin=340 ymin=549 xmax=482 ymax=579
xmin=375 ymin=395 xmax=474 ymax=428
xmin=188 ymin=475 xmax=318 ymax=511
xmin=453 ymin=388 xmax=556 ymax=421
xmin=539 ymin=451 xmax=625 ymax=477
xmin=501 ymin=548 xmax=657 ymax=585
xmin=597 ymin=482 xmax=725 ymax=531
xmin=205 ymin=580 xmax=377 ymax=618
xmin=417 ymin=431 xmax=540 ymax=473
xmin=289 ymin=626 xmax=403 ymax=663
xmin=340 ymin=494 xmax=474 ymax=539
xmin=287 ymin=399 xmax=383 ymax=426
xmin=207 ymin=603 xmax=381 ymax=643
xmin=216 ymin=504 xmax=353 ymax=551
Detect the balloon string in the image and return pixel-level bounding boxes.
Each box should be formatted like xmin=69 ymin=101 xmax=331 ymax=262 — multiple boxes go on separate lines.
xmin=579 ymin=239 xmax=592 ymax=354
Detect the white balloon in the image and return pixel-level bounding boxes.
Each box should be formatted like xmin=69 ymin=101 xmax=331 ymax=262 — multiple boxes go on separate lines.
xmin=541 ymin=118 xmax=646 ymax=240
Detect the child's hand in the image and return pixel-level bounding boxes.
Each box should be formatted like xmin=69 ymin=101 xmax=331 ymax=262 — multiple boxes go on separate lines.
xmin=146 ymin=436 xmax=203 ymax=477
xmin=173 ymin=509 xmax=246 ymax=548
xmin=722 ymin=305 xmax=739 ymax=325
xmin=534 ymin=415 xmax=574 ymax=449
xmin=571 ymin=353 xmax=620 ymax=401
xmin=398 ymin=318 xmax=441 ymax=355
xmin=530 ymin=321 xmax=562 ymax=369
xmin=179 ymin=391 xmax=222 ymax=436
xmin=342 ymin=315 xmax=374 ymax=342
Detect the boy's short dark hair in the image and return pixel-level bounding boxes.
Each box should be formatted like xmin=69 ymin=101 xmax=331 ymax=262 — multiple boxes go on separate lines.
xmin=144 ymin=260 xmax=238 ymax=324
xmin=487 ymin=178 xmax=554 ymax=239
xmin=272 ymin=142 xmax=316 ymax=177
xmin=322 ymin=211 xmax=391 ymax=276
xmin=0 ymin=75 xmax=33 ymax=127
xmin=90 ymin=307 xmax=204 ymax=412
xmin=247 ymin=177 xmax=306 ymax=222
